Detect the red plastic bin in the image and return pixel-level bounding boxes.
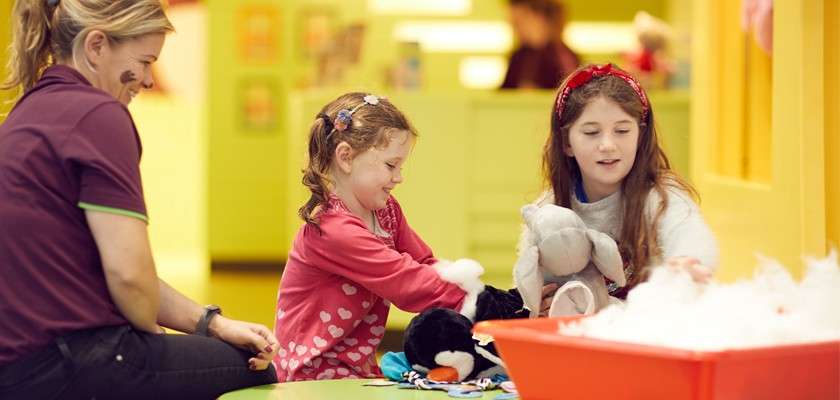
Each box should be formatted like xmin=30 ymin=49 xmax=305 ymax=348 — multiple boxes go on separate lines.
xmin=474 ymin=316 xmax=840 ymax=400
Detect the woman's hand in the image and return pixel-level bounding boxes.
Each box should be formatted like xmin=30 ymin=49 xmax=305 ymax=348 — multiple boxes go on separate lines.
xmin=539 ymin=283 xmax=559 ymax=317
xmin=209 ymin=316 xmax=280 ymax=371
xmin=666 ymin=256 xmax=712 ymax=283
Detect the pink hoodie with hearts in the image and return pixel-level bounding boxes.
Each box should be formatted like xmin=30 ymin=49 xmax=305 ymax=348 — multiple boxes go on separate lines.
xmin=273 ymin=195 xmax=466 ymax=381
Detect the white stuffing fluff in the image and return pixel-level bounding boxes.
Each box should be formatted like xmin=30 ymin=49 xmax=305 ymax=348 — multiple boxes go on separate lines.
xmin=559 ymin=252 xmax=840 ymax=350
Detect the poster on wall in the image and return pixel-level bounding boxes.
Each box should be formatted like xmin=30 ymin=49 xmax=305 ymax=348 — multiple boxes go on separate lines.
xmin=297 ymin=7 xmax=335 ymax=60
xmin=237 ymin=5 xmax=280 ymax=64
xmin=238 ymin=77 xmax=279 ymax=132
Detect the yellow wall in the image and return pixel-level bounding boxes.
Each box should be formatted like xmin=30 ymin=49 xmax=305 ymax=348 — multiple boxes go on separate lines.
xmin=827 ymin=0 xmax=840 ymax=250
xmin=130 ymin=96 xmax=207 ymax=300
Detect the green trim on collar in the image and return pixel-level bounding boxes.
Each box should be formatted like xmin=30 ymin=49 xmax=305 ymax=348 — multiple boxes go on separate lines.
xmin=78 ymin=202 xmax=148 ymax=222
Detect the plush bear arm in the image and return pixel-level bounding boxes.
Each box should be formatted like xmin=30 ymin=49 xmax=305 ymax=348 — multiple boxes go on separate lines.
xmin=513 ymin=245 xmax=543 ymax=318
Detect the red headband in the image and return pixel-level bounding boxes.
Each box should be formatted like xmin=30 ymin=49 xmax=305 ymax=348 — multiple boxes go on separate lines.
xmin=554 ymin=64 xmax=650 ymax=122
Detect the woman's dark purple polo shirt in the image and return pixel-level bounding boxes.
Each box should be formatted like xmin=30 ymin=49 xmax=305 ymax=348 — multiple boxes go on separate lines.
xmin=0 ymin=65 xmax=148 ymax=366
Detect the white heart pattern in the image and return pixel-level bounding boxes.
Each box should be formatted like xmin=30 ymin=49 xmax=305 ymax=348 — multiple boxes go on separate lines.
xmin=343 ymin=338 xmax=358 ymax=346
xmin=313 ymin=336 xmax=328 ymax=348
xmin=303 ymin=359 xmax=313 ymax=367
xmin=367 ymin=338 xmax=380 ymax=346
xmin=370 ymin=326 xmax=386 ymax=336
xmin=295 ymin=345 xmax=308 ymax=356
xmin=276 ymin=309 xmax=285 ymax=319
xmin=313 ymin=358 xmax=322 ymax=368
xmin=328 ymin=325 xmax=344 ymax=338
xmin=346 ymin=352 xmax=361 ymax=362
xmin=337 ymin=367 xmax=349 ymax=375
xmin=361 ymin=301 xmax=370 ymax=309
xmin=316 ymin=369 xmax=336 ymax=380
xmin=382 ymin=300 xmax=391 ymax=307
xmin=288 ymin=359 xmax=300 ymax=370
xmin=338 ymin=308 xmax=352 ymax=320
xmin=341 ymin=284 xmax=357 ymax=296
xmin=319 ymin=311 xmax=331 ymax=323
xmin=310 ymin=348 xmax=321 ymax=357
xmin=278 ymin=348 xmax=288 ymax=357
xmin=327 ymin=358 xmax=340 ymax=366
xmin=363 ymin=314 xmax=378 ymax=324
xmin=288 ymin=342 xmax=296 ymax=352
xmin=334 ymin=345 xmax=346 ymax=352
xmin=357 ymin=346 xmax=373 ymax=355
xmin=280 ymin=359 xmax=288 ymax=370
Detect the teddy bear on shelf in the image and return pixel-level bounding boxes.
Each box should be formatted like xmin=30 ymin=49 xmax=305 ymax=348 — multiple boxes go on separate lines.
xmin=401 ymin=204 xmax=626 ymax=382
xmin=623 ymin=11 xmax=674 ymax=90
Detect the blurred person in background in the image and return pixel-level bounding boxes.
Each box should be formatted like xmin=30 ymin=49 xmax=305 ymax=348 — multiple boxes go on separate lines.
xmin=501 ymin=0 xmax=580 ymax=89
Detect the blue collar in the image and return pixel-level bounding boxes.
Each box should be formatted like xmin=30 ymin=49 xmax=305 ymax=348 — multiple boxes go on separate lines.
xmin=574 ymin=178 xmax=589 ymax=203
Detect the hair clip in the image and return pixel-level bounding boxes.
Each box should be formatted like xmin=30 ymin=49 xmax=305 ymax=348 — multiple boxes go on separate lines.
xmin=363 ymin=95 xmax=380 ymax=106
xmin=334 ymin=109 xmax=352 ymax=132
xmin=323 ymin=94 xmax=384 ymax=138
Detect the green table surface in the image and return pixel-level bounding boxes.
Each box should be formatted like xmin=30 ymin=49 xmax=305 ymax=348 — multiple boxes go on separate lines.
xmin=220 ymin=379 xmax=508 ymax=399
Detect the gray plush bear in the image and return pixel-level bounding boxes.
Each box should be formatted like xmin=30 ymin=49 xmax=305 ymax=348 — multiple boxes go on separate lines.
xmin=514 ymin=204 xmax=627 ymax=317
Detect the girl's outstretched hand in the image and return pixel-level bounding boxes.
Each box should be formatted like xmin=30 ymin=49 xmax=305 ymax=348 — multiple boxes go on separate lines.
xmin=666 ymin=256 xmax=712 ymax=283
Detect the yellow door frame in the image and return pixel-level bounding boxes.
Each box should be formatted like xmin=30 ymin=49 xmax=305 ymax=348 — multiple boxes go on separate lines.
xmin=692 ymin=0 xmax=828 ymax=279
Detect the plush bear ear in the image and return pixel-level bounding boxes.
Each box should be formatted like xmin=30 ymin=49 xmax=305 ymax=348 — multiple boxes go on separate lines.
xmin=585 ymin=229 xmax=627 ymax=286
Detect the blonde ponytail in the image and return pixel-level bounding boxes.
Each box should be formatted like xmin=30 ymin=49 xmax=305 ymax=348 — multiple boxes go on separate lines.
xmin=2 ymin=0 xmax=57 ymax=96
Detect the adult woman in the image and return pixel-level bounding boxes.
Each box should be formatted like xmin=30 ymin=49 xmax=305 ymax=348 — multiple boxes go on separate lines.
xmin=0 ymin=0 xmax=278 ymax=398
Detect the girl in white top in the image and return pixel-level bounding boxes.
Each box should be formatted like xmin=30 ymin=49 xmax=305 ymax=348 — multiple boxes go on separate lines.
xmin=525 ymin=63 xmax=718 ymax=298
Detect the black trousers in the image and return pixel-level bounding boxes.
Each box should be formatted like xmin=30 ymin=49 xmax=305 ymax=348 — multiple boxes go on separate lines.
xmin=0 ymin=325 xmax=277 ymax=400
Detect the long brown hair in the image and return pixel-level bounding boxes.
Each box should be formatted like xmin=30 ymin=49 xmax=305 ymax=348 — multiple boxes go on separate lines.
xmin=299 ymin=92 xmax=417 ymax=227
xmin=542 ymin=64 xmax=697 ymax=288
xmin=1 ymin=0 xmax=173 ymax=98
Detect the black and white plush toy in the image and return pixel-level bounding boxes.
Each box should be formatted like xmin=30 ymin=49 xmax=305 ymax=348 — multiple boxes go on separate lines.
xmin=403 ymin=259 xmax=528 ymax=381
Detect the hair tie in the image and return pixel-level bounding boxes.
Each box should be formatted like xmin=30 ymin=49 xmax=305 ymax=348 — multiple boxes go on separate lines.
xmin=47 ymin=0 xmax=60 ymax=7
xmin=554 ymin=64 xmax=650 ymax=123
xmin=317 ymin=112 xmax=334 ymax=135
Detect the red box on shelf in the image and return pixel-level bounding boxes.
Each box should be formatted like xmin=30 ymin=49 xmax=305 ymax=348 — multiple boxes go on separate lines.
xmin=474 ymin=316 xmax=840 ymax=400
